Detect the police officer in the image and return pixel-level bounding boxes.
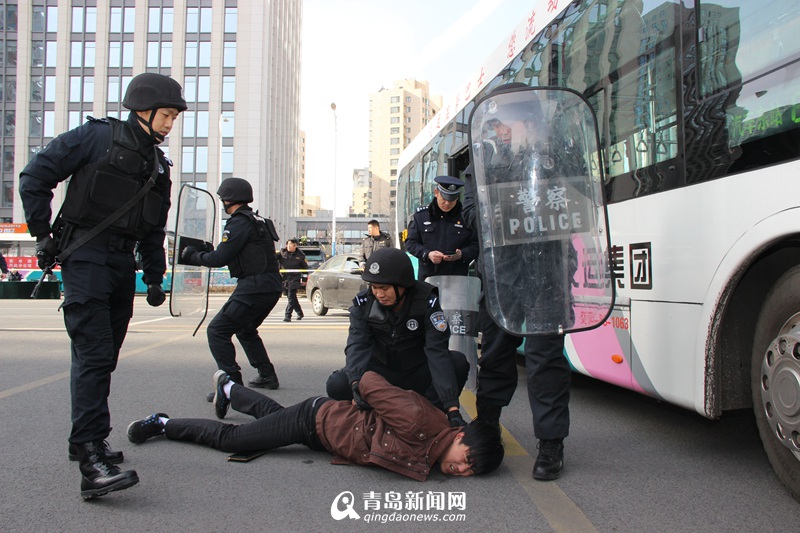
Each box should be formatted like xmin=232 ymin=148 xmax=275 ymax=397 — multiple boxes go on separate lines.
xmin=405 ymin=175 xmax=479 ymax=280
xmin=325 ymin=248 xmax=470 ymax=427
xmin=181 ymin=177 xmax=283 ymax=397
xmin=278 ymin=238 xmax=308 ymax=321
xmin=18 ymin=72 xmax=186 ymax=499
xmin=464 ymin=84 xmax=580 ymax=481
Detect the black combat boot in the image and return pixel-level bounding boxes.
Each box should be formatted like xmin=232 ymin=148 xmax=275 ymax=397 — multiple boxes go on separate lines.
xmin=68 ymin=440 xmax=123 ymax=464
xmin=248 ymin=372 xmax=279 ymax=390
xmin=533 ymin=438 xmax=564 ymax=481
xmin=476 ymin=400 xmax=502 ymax=427
xmin=77 ymin=441 xmax=139 ymax=499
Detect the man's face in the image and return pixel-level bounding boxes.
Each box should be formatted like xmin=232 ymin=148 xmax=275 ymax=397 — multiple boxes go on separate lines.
xmin=434 ymin=189 xmax=458 ymax=213
xmin=492 ymin=121 xmax=513 ymax=145
xmin=368 ymin=224 xmax=380 ymax=237
xmin=439 ymin=434 xmax=474 ymax=477
xmin=136 ymin=108 xmax=181 ymax=142
xmin=287 ymin=241 xmax=297 ymax=252
xmin=370 ymin=283 xmax=404 ymax=307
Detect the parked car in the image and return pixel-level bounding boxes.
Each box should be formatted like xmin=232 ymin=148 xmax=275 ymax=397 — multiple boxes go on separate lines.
xmin=306 ymin=254 xmax=366 ymax=315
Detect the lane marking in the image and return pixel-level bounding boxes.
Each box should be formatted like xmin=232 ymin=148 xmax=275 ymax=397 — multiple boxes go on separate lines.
xmin=459 ymin=389 xmax=597 ymax=533
xmin=0 ymin=335 xmax=189 ymax=400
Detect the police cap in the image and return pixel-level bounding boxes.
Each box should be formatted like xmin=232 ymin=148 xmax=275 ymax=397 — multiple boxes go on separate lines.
xmin=217 ymin=177 xmax=253 ymax=204
xmin=123 ymin=73 xmax=188 ymax=112
xmin=434 ymin=176 xmax=464 ymax=201
xmin=362 ymin=248 xmax=414 ymax=288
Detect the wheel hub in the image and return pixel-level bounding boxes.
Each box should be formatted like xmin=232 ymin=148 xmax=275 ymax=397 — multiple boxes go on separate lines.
xmin=761 ymin=330 xmax=800 ymax=453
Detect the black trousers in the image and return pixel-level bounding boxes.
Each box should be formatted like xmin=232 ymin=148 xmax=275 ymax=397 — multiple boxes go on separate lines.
xmin=164 ymin=385 xmax=329 ymax=453
xmin=284 ymin=288 xmax=303 ymax=319
xmin=325 ymin=350 xmax=469 ymax=411
xmin=476 ymin=296 xmax=570 ymax=440
xmin=61 ymin=250 xmax=136 ymax=444
xmin=207 ymin=289 xmax=281 ymax=383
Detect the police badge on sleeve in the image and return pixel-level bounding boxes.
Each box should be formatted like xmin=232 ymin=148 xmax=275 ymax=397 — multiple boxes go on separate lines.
xmin=430 ymin=311 xmax=448 ymax=332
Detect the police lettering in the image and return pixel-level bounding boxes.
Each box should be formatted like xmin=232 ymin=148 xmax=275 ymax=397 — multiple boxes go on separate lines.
xmin=508 ymin=212 xmax=583 ymax=235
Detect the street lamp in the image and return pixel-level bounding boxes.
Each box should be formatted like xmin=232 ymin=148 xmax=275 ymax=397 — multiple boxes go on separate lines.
xmin=330 ymin=102 xmax=337 ymax=256
xmin=218 ymin=113 xmax=230 ymax=242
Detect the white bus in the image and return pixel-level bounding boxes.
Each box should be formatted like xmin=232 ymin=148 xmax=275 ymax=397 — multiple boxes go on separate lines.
xmin=395 ymin=0 xmax=800 ymax=497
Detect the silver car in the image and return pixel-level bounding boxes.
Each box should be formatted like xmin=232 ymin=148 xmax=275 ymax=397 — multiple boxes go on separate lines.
xmin=306 ymin=254 xmax=367 ymax=315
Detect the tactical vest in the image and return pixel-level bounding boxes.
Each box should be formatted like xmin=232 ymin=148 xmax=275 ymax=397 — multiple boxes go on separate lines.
xmin=57 ymin=117 xmax=165 ymax=241
xmin=363 ymin=281 xmax=438 ymax=370
xmin=228 ymin=209 xmax=280 ymax=278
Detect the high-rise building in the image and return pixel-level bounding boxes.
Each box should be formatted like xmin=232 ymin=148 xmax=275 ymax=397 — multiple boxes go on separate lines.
xmin=5 ymin=1 xmax=301 ymax=241
xmin=363 ymin=79 xmax=441 ymax=220
xmin=350 ymin=167 xmax=368 ymax=215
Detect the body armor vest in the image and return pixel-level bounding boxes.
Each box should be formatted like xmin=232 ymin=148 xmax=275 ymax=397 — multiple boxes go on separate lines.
xmin=364 ymin=281 xmax=437 ymax=370
xmin=57 ymin=117 xmax=164 ymax=241
xmin=228 ymin=209 xmax=280 ymax=278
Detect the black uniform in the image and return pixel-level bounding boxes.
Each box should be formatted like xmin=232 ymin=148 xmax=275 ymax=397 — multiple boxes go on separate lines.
xmin=188 ymin=206 xmax=282 ymax=385
xmin=405 ymin=199 xmax=479 ymax=280
xmin=463 ymin=133 xmax=577 ymax=441
xmin=278 ymin=247 xmax=308 ymax=320
xmin=325 ymin=282 xmax=469 ymax=410
xmin=18 ymin=113 xmax=172 ymax=447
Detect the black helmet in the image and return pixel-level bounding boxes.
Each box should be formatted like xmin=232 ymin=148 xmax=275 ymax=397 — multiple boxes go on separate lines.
xmin=217 ymin=177 xmax=253 ymax=204
xmin=362 ymin=248 xmax=414 ymax=288
xmin=123 ymin=73 xmax=188 ymax=112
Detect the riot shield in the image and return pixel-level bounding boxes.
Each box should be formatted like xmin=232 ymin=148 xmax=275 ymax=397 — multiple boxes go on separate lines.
xmin=468 ymin=86 xmax=613 ymax=336
xmin=425 ymin=275 xmax=481 ymax=391
xmin=169 ymin=184 xmax=216 ymax=335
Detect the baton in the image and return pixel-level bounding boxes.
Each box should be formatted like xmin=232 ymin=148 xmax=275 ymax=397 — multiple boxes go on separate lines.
xmin=30 ymin=263 xmax=56 ymax=299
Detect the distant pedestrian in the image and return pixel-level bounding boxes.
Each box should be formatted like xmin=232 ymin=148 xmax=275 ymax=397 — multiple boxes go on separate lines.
xmin=359 ymin=219 xmax=392 ymax=268
xmin=278 ymin=238 xmax=308 ymax=322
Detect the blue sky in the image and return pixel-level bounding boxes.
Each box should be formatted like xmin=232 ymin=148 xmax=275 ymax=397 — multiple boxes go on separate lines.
xmin=301 ymin=0 xmax=537 ymax=215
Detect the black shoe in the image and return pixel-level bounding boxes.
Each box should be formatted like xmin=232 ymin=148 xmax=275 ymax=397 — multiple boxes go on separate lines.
xmin=475 ymin=401 xmax=502 ymax=427
xmin=296 ymin=315 xmax=303 ymax=321
xmin=283 ymin=317 xmax=291 ymax=322
xmin=213 ymin=370 xmax=232 ymax=419
xmin=127 ymin=413 xmax=168 ymax=444
xmin=69 ymin=440 xmax=123 ymax=464
xmin=76 ymin=441 xmax=139 ymax=499
xmin=248 ymin=373 xmax=279 ymax=390
xmin=533 ymin=439 xmax=564 ymax=481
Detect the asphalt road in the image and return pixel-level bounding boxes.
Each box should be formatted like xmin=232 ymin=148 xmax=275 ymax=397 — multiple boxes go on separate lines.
xmin=1 ymin=294 xmax=798 ymax=532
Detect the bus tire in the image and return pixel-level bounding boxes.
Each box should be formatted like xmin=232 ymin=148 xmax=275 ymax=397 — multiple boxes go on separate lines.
xmin=752 ymin=265 xmax=800 ymax=499
xmin=310 ymin=288 xmax=328 ymax=316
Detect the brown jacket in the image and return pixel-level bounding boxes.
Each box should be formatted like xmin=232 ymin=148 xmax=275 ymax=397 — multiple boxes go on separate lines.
xmin=315 ymin=371 xmax=459 ymax=481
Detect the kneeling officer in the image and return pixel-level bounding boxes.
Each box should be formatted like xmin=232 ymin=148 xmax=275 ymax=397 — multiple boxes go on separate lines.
xmin=182 ymin=177 xmax=283 ymax=395
xmin=326 ymin=248 xmax=470 ymax=426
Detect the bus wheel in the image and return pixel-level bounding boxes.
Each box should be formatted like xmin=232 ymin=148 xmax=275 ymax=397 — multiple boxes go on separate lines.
xmin=752 ymin=265 xmax=800 ymax=498
xmin=310 ymin=289 xmax=328 ymax=316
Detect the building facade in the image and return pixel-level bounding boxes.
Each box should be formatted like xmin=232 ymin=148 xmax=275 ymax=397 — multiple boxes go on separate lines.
xmin=4 ymin=0 xmax=301 ymax=242
xmin=363 ymin=79 xmax=441 ymax=223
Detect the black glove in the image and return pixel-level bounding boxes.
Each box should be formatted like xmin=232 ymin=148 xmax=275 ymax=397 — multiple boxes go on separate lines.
xmin=146 ymin=284 xmax=166 ymax=307
xmin=180 ymin=245 xmax=199 ymax=265
xmin=351 ymin=381 xmax=372 ymax=410
xmin=35 ymin=235 xmax=59 ymax=270
xmin=447 ymin=409 xmax=467 ymax=428
xmin=202 ymin=241 xmax=215 ymax=253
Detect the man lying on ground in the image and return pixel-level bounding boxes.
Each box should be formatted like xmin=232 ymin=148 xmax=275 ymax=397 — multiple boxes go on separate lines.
xmin=127 ymin=371 xmax=503 ymax=480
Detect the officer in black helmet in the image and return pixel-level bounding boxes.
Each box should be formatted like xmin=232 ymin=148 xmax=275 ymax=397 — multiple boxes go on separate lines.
xmin=181 ymin=177 xmax=284 ymax=404
xmin=18 ymin=72 xmax=186 ymax=499
xmin=325 ymin=248 xmax=470 ymax=426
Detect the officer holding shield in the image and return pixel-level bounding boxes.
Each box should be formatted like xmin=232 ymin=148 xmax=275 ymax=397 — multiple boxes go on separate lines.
xmin=405 ymin=175 xmax=479 ymax=281
xmin=464 ymin=84 xmax=586 ymax=481
xmin=181 ymin=177 xmax=283 ymax=395
xmin=18 ymin=72 xmax=186 ymax=498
